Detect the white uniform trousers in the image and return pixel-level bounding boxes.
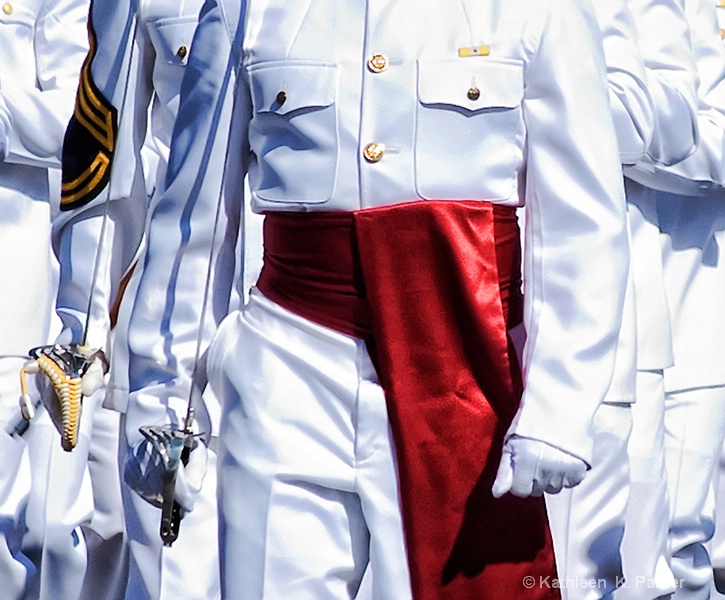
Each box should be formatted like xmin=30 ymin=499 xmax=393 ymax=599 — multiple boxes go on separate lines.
xmin=121 ymin=422 xmax=221 ymax=600
xmin=22 ymin=384 xmax=98 ymax=600
xmin=709 ymin=443 xmax=725 ymax=597
xmin=0 ymin=357 xmax=33 ymax=600
xmin=664 ymin=385 xmax=725 ymax=599
xmin=19 ymin=386 xmax=129 ymax=600
xmin=546 ymin=403 xmax=632 ymax=600
xmin=617 ymin=370 xmax=677 ymax=599
xmin=208 ymin=290 xmax=413 ymax=600
xmin=79 ymin=399 xmax=129 ymax=600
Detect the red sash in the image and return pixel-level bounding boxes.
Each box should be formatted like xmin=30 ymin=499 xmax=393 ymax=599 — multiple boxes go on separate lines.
xmin=258 ymin=201 xmax=559 ymax=600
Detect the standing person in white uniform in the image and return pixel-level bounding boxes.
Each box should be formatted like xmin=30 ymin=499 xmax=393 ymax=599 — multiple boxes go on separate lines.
xmin=545 ymin=0 xmax=701 ymax=597
xmin=0 ymin=1 xmax=92 ymax=599
xmin=621 ymin=0 xmax=725 ymax=595
xmin=701 ymin=6 xmax=725 ymax=597
xmin=52 ymin=0 xmax=227 ymax=598
xmin=615 ymin=0 xmax=700 ymax=588
xmin=124 ymin=0 xmax=632 ymax=598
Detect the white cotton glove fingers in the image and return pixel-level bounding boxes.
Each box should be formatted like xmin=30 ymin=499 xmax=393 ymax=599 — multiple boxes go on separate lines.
xmin=540 ymin=469 xmax=565 ymax=495
xmin=493 ymin=437 xmax=541 ymax=498
xmin=492 ymin=441 xmax=541 ymax=498
xmin=491 ymin=446 xmax=514 ymax=498
xmin=492 ymin=435 xmax=588 ymax=498
xmin=563 ymin=462 xmax=587 ymax=489
xmin=509 ymin=446 xmax=541 ymax=497
xmin=81 ymin=358 xmax=106 ymax=396
xmin=535 ymin=442 xmax=587 ymax=494
xmin=174 ymin=440 xmax=208 ymax=513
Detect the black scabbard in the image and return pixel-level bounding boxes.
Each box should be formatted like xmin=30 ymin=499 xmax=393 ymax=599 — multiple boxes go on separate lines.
xmin=159 ymin=435 xmax=193 ymax=546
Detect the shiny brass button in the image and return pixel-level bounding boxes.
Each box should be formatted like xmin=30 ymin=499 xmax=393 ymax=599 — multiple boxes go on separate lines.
xmin=176 ymin=45 xmax=188 ymax=60
xmin=467 ymin=87 xmax=481 ymax=101
xmin=721 ymin=28 xmax=725 ymax=39
xmin=367 ymin=54 xmax=389 ymax=73
xmin=363 ymin=143 xmax=384 ymax=163
xmin=275 ymin=91 xmax=287 ymax=106
xmin=2 ymin=3 xmax=12 ymax=14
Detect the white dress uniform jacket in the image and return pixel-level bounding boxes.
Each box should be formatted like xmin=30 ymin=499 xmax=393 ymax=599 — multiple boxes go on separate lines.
xmin=140 ymin=0 xmax=629 ymax=473
xmin=649 ymin=0 xmax=725 ymax=392
xmin=0 ymin=0 xmax=88 ymax=357
xmin=624 ymin=0 xmax=700 ymax=373
xmin=52 ymin=0 xmax=204 ymax=363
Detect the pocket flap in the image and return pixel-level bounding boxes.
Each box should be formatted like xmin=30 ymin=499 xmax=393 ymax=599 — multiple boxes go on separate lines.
xmin=417 ymin=59 xmax=524 ymax=112
xmin=146 ymin=16 xmax=198 ymax=65
xmin=248 ymin=61 xmax=336 ymax=115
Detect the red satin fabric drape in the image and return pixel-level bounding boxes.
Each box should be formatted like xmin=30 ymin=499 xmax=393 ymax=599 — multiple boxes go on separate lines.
xmin=258 ymin=201 xmax=559 ymax=599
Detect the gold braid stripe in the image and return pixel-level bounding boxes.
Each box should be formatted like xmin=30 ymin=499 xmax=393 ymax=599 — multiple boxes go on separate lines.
xmin=61 ymin=152 xmax=111 ymax=205
xmin=75 ymin=22 xmax=115 ymax=150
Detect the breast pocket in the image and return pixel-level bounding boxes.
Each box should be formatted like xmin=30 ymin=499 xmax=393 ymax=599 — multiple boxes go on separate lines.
xmin=146 ymin=15 xmax=198 ymax=67
xmin=414 ymin=59 xmax=525 ymax=202
xmin=248 ymin=61 xmax=338 ymax=204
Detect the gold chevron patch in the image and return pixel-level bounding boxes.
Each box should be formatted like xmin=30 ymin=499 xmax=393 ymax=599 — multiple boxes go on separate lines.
xmin=60 ymin=11 xmax=118 ymax=210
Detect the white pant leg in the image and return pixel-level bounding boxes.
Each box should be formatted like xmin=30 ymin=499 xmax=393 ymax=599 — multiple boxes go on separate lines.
xmin=121 ymin=419 xmax=221 ymax=600
xmin=664 ymin=386 xmax=725 ymax=599
xmin=0 ymin=357 xmax=33 ymax=600
xmin=209 ymin=291 xmax=412 ymax=600
xmin=710 ymin=442 xmax=725 ymax=597
xmin=546 ymin=403 xmax=632 ymax=600
xmin=22 ymin=386 xmax=97 ymax=600
xmin=618 ymin=370 xmax=676 ymax=599
xmin=79 ymin=399 xmax=129 ymax=600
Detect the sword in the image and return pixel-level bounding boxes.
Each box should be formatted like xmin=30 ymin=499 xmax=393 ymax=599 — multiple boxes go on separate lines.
xmin=138 ymin=0 xmax=249 ymax=545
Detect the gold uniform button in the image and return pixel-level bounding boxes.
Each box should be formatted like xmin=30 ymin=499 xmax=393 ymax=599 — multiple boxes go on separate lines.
xmin=176 ymin=45 xmax=188 ymax=60
xmin=2 ymin=3 xmax=12 ymax=14
xmin=275 ymin=91 xmax=287 ymax=106
xmin=721 ymin=28 xmax=725 ymax=39
xmin=367 ymin=53 xmax=389 ymax=73
xmin=363 ymin=143 xmax=384 ymax=163
xmin=467 ymin=87 xmax=481 ymax=101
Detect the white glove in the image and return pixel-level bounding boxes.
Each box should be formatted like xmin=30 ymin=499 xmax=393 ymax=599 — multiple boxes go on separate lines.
xmin=123 ymin=430 xmax=208 ymax=513
xmin=492 ymin=435 xmax=588 ymax=498
xmin=174 ymin=444 xmax=207 ymax=512
xmin=80 ymin=358 xmax=106 ymax=396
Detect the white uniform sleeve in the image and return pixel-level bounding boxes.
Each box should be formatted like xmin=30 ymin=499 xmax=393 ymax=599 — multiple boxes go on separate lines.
xmin=593 ymin=0 xmax=655 ymax=164
xmin=512 ymin=0 xmax=630 ymax=464
xmin=123 ymin=0 xmax=246 ymax=438
xmin=633 ymin=0 xmax=699 ymax=166
xmin=52 ymin=0 xmax=153 ymax=349
xmin=625 ymin=0 xmax=725 ymax=194
xmin=0 ymin=0 xmax=88 ymax=167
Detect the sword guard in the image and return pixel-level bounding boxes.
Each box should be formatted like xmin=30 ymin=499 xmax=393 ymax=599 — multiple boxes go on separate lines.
xmin=27 ymin=344 xmax=107 ymax=451
xmin=139 ymin=424 xmax=199 ymax=546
